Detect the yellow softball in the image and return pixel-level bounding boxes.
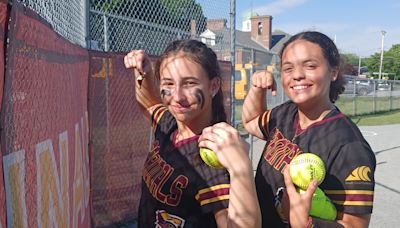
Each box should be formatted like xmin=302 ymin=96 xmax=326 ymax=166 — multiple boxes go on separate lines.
xmin=297 ymin=187 xmax=337 ymax=221
xmin=199 ymin=148 xmax=224 ymax=169
xmin=290 ymin=153 xmax=326 ymax=189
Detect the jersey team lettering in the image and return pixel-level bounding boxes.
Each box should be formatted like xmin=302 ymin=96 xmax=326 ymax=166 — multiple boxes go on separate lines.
xmin=142 ymin=142 xmax=189 ymax=206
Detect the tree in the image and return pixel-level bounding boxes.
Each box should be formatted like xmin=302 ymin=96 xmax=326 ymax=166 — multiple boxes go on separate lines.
xmin=91 ymin=0 xmax=207 ymax=34
xmin=160 ymin=0 xmax=207 ymax=34
xmin=364 ymin=44 xmax=400 ymax=79
xmin=341 ymin=63 xmax=358 ymax=75
xmin=341 ymin=53 xmax=359 ymax=66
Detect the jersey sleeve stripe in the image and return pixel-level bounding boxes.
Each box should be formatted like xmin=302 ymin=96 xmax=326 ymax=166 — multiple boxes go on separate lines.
xmin=325 ymin=190 xmax=374 ymax=206
xmin=198 ymin=195 xmax=230 ymax=206
xmin=324 ymin=190 xmax=373 ymax=195
xmin=195 ymin=184 xmax=230 ymax=205
xmin=151 ymin=105 xmax=167 ymax=129
xmin=331 ymin=200 xmax=373 ymax=206
xmin=196 ymin=184 xmax=230 ymax=195
xmin=258 ymin=111 xmax=271 ymax=138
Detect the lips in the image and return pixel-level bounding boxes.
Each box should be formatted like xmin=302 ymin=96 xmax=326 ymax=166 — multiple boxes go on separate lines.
xmin=171 ymin=104 xmax=191 ymax=113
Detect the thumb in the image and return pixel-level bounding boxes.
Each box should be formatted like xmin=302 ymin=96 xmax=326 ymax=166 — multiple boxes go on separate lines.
xmin=304 ymin=180 xmax=318 ymax=200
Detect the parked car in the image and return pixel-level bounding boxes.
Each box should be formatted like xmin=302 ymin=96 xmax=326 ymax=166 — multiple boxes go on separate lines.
xmin=376 ymin=80 xmax=391 ymax=91
xmin=343 ymin=75 xmax=374 ymax=96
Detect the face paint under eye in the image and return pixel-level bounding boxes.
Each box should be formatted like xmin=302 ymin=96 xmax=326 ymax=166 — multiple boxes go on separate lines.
xmin=194 ymin=88 xmax=205 ymax=109
xmin=161 ymin=89 xmax=171 ymax=99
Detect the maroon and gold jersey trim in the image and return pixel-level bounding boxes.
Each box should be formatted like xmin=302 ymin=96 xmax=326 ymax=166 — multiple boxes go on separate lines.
xmin=259 ymin=110 xmax=272 ymax=138
xmin=195 ymin=184 xmax=230 ymax=206
xmin=325 ymin=190 xmax=374 ymax=206
xmin=151 ymin=105 xmax=168 ymax=130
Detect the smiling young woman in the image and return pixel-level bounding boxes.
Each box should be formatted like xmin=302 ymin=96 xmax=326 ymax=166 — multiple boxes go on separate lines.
xmin=242 ymin=31 xmax=376 ymax=228
xmin=124 ymin=39 xmax=261 ymax=228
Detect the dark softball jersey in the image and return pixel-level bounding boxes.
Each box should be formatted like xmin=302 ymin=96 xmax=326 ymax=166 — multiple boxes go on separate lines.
xmin=138 ymin=105 xmax=230 ymax=227
xmin=255 ymin=101 xmax=376 ymax=227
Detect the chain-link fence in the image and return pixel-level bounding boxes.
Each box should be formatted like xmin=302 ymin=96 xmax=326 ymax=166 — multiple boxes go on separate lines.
xmin=336 ymin=77 xmax=400 ymax=115
xmin=16 ymin=0 xmax=88 ymax=48
xmin=89 ymin=0 xmax=231 ymax=55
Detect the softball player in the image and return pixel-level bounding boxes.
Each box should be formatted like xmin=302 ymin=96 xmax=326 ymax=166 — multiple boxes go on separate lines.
xmin=242 ymin=31 xmax=376 ymax=227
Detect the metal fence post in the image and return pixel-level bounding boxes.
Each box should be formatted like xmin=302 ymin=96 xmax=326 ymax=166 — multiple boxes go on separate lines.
xmin=103 ymin=13 xmax=109 ymax=52
xmin=230 ymin=0 xmax=236 ymax=126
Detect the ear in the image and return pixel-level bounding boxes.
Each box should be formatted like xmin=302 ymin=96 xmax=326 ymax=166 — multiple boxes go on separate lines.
xmin=330 ymin=67 xmax=339 ymax=81
xmin=210 ymin=77 xmax=221 ymax=97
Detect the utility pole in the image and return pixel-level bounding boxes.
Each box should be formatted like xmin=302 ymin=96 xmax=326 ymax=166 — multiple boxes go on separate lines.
xmin=379 ymin=30 xmax=386 ymax=79
xmin=358 ymin=56 xmax=361 ymax=76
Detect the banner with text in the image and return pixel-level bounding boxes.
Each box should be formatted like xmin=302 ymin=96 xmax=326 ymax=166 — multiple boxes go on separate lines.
xmin=0 ymin=2 xmax=90 ymax=227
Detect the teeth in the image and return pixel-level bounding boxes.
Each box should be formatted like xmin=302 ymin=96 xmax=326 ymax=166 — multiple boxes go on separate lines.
xmin=293 ymin=85 xmax=308 ymax=90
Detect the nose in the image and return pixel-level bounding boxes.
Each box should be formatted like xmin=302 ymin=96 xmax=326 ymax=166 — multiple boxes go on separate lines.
xmin=292 ymin=67 xmax=305 ymax=80
xmin=172 ymin=87 xmax=186 ymax=102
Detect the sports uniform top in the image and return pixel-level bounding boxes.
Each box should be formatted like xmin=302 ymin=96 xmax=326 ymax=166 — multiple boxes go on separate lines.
xmin=138 ymin=105 xmax=230 ymax=227
xmin=255 ymin=101 xmax=376 ymax=227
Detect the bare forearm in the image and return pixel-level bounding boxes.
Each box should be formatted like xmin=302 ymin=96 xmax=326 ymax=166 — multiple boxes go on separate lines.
xmin=135 ymin=71 xmax=161 ymax=107
xmin=242 ymin=86 xmax=266 ymax=125
xmin=227 ymin=161 xmax=261 ymax=228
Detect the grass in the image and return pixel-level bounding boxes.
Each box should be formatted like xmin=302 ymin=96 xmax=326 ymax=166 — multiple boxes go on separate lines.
xmin=234 ymin=104 xmax=400 ymax=128
xmin=350 ymin=110 xmax=400 ymax=126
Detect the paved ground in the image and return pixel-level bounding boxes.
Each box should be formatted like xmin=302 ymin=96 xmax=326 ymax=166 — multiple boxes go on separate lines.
xmin=248 ymin=124 xmax=400 ymax=227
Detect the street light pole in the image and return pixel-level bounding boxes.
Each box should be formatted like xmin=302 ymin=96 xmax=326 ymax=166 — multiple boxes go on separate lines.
xmin=378 ymin=30 xmax=386 ymax=79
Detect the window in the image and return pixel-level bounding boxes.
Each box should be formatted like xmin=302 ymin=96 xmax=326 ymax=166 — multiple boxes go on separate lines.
xmin=258 ymin=22 xmax=263 ymax=35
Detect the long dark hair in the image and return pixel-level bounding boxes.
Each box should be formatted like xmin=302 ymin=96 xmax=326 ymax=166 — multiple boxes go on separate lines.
xmin=280 ymin=31 xmax=346 ymax=103
xmin=154 ymin=39 xmax=227 ymax=124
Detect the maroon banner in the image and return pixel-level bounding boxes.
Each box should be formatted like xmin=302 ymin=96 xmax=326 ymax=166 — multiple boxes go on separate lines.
xmin=0 ymin=1 xmax=8 ymax=227
xmin=1 ymin=2 xmax=90 ymax=227
xmin=89 ymin=51 xmax=151 ymax=226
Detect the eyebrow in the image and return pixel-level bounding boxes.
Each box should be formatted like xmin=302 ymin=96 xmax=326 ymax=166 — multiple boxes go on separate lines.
xmin=160 ymin=76 xmax=200 ymax=81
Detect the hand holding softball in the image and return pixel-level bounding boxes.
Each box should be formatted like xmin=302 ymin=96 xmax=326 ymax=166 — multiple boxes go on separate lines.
xmin=198 ymin=122 xmax=251 ymax=172
xmin=283 ymin=166 xmax=318 ymax=227
xmin=251 ymin=70 xmax=277 ymax=96
xmin=289 ymin=153 xmax=326 ymax=190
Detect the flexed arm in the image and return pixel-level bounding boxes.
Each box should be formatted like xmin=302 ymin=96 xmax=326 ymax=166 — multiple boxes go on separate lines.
xmin=124 ymin=50 xmax=162 ymax=120
xmin=199 ymin=122 xmax=261 ymax=228
xmin=241 ymin=70 xmax=276 ymax=139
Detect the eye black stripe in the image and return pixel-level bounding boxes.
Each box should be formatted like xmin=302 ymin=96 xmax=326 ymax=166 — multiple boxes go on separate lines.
xmin=161 ymin=89 xmax=171 ymax=99
xmin=195 ymin=89 xmax=205 ymax=109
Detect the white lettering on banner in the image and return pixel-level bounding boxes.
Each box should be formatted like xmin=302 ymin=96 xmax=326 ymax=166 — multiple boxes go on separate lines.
xmin=73 ymin=123 xmax=85 ymax=227
xmin=81 ymin=116 xmax=90 ymax=208
xmin=35 ymin=132 xmax=70 ymax=228
xmin=3 ymin=150 xmax=28 ymax=228
xmin=2 ymin=112 xmax=89 ymax=227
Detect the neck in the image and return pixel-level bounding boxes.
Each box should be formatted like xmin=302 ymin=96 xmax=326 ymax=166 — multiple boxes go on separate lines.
xmin=297 ymin=102 xmax=334 ymax=129
xmin=175 ymin=115 xmax=212 ymax=141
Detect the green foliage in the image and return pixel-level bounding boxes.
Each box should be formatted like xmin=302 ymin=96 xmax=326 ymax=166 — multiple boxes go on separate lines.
xmin=341 ymin=53 xmax=359 ymax=66
xmin=363 ymin=44 xmax=400 ymax=79
xmin=160 ymin=0 xmax=207 ymax=33
xmin=91 ymin=0 xmax=122 ymax=13
xmin=91 ymin=0 xmax=207 ymax=33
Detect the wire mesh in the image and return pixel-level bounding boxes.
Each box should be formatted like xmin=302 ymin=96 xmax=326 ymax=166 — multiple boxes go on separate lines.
xmin=89 ymin=0 xmax=231 ymax=57
xmin=16 ymin=0 xmax=88 ymax=48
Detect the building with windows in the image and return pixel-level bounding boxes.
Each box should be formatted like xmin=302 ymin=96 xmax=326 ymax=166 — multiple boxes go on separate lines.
xmin=199 ymin=13 xmax=291 ymax=70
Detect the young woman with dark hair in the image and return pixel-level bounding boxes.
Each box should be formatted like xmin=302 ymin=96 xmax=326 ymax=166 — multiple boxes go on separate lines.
xmin=242 ymin=31 xmax=376 ymax=227
xmin=124 ymin=39 xmax=260 ymax=228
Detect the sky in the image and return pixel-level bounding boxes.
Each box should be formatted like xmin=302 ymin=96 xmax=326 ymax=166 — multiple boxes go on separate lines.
xmin=235 ymin=0 xmax=400 ymax=57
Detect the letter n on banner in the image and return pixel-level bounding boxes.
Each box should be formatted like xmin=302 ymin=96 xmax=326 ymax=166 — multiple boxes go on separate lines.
xmin=3 ymin=150 xmax=28 ymax=228
xmin=36 ymin=133 xmax=69 ymax=228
